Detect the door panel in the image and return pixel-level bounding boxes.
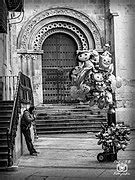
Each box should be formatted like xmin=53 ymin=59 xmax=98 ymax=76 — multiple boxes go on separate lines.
xmin=42 ymin=33 xmax=77 ymax=103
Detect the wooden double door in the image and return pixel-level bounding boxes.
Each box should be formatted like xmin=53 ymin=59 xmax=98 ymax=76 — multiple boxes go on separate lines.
xmin=42 ymin=33 xmax=77 ymax=103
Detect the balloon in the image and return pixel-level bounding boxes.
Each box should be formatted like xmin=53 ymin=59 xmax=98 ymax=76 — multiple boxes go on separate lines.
xmin=89 ymin=97 xmax=97 ymax=107
xmin=98 ymin=97 xmax=105 ymax=109
xmin=105 ymin=91 xmax=113 ymax=104
xmin=108 ymin=74 xmax=116 ymax=92
xmin=70 ymin=86 xmax=78 ymax=99
xmin=80 ymin=83 xmax=91 ymax=94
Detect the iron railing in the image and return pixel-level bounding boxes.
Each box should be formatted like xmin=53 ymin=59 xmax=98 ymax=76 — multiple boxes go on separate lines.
xmin=6 ymin=72 xmax=34 ymax=166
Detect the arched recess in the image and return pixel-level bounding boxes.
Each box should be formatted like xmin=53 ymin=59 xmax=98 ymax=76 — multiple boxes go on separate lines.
xmin=17 ymin=7 xmax=103 ymax=105
xmin=17 ymin=7 xmax=103 ymax=51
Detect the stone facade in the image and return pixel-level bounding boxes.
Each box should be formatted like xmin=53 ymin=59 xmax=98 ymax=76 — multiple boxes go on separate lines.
xmin=15 ymin=0 xmax=106 ymax=105
xmin=0 ymin=0 xmax=135 ymax=127
xmin=109 ymin=0 xmax=135 ymax=128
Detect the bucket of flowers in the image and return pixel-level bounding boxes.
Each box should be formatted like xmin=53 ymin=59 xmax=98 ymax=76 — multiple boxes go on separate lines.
xmin=95 ymin=122 xmax=130 ymax=162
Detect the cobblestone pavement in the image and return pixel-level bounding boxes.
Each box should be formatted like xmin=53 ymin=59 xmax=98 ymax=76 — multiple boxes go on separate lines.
xmin=0 ymin=132 xmax=135 ymax=180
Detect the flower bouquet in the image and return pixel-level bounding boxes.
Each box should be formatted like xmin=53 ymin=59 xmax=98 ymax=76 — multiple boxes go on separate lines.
xmin=95 ymin=122 xmax=130 ymax=162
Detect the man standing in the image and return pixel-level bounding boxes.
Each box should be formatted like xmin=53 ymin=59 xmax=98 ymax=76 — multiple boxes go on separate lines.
xmin=21 ymin=105 xmax=38 ymax=156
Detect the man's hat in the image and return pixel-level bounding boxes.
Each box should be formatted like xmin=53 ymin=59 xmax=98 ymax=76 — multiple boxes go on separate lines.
xmin=29 ymin=105 xmax=35 ymax=112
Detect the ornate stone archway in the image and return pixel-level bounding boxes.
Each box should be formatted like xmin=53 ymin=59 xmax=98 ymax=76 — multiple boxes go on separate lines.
xmin=17 ymin=7 xmax=103 ymax=51
xmin=17 ymin=7 xmax=103 ymax=105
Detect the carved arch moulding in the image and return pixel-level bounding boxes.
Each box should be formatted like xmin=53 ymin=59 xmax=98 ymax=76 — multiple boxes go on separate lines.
xmin=17 ymin=7 xmax=103 ymax=53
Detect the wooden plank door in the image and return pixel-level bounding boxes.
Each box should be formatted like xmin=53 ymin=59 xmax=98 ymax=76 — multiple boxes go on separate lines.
xmin=42 ymin=33 xmax=77 ymax=103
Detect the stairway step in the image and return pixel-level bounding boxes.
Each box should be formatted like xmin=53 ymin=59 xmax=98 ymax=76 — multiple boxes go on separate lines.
xmin=0 ymin=127 xmax=9 ymax=131
xmin=37 ymin=128 xmax=101 ymax=134
xmin=0 ymin=132 xmax=7 ymax=138
xmin=38 ymin=109 xmax=101 ymax=112
xmin=37 ymin=111 xmax=105 ymax=116
xmin=0 ymin=152 xmax=8 ymax=159
xmin=36 ymin=116 xmax=106 ymax=122
xmin=0 ymin=100 xmax=14 ymax=104
xmin=36 ymin=121 xmax=106 ymax=126
xmin=37 ymin=112 xmax=105 ymax=116
xmin=0 ymin=105 xmax=13 ymax=110
xmin=35 ymin=104 xmax=107 ymax=135
xmin=0 ymin=121 xmax=10 ymax=127
xmin=0 ymin=139 xmax=8 ymax=145
xmin=0 ymin=159 xmax=8 ymax=167
xmin=0 ymin=145 xmax=8 ymax=152
xmin=36 ymin=124 xmax=103 ymax=130
xmin=36 ymin=114 xmax=106 ymax=119
xmin=36 ymin=104 xmax=107 ymax=109
xmin=0 ymin=109 xmax=12 ymax=113
xmin=0 ymin=116 xmax=11 ymax=119
xmin=36 ymin=120 xmax=106 ymax=125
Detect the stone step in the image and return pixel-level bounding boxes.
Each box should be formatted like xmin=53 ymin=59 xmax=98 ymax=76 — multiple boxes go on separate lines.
xmin=36 ymin=113 xmax=106 ymax=119
xmin=0 ymin=121 xmax=10 ymax=127
xmin=0 ymin=114 xmax=12 ymax=119
xmin=0 ymin=115 xmax=11 ymax=119
xmin=36 ymin=104 xmax=107 ymax=111
xmin=36 ymin=115 xmax=106 ymax=122
xmin=0 ymin=109 xmax=12 ymax=113
xmin=0 ymin=159 xmax=8 ymax=167
xmin=0 ymin=145 xmax=8 ymax=152
xmin=0 ymin=126 xmax=9 ymax=130
xmin=0 ymin=104 xmax=13 ymax=110
xmin=0 ymin=139 xmax=8 ymax=145
xmin=0 ymin=132 xmax=8 ymax=139
xmin=36 ymin=118 xmax=106 ymax=124
xmin=0 ymin=101 xmax=13 ymax=167
xmin=0 ymin=100 xmax=14 ymax=105
xmin=37 ymin=112 xmax=105 ymax=117
xmin=37 ymin=128 xmax=101 ymax=134
xmin=36 ymin=120 xmax=106 ymax=126
xmin=36 ymin=110 xmax=106 ymax=115
xmin=36 ymin=124 xmax=103 ymax=130
xmin=0 ymin=152 xmax=8 ymax=159
xmin=35 ymin=104 xmax=107 ymax=135
xmin=36 ymin=103 xmax=106 ymax=109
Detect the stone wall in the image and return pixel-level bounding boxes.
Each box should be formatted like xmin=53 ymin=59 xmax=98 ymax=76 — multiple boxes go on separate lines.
xmin=110 ymin=0 xmax=135 ymax=128
xmin=0 ymin=34 xmax=7 ymax=76
xmin=21 ymin=0 xmax=106 ymax=41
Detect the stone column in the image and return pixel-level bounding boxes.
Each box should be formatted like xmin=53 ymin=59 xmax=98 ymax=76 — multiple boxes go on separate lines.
xmin=109 ymin=12 xmax=119 ymax=76
xmin=17 ymin=50 xmax=43 ymax=106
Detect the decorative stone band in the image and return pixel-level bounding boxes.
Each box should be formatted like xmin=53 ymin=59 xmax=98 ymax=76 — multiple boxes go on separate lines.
xmin=32 ymin=22 xmax=88 ymax=51
xmin=17 ymin=7 xmax=103 ymax=51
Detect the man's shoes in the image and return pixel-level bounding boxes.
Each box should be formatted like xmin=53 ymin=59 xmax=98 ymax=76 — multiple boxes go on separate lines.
xmin=33 ymin=150 xmax=40 ymax=154
xmin=35 ymin=151 xmax=40 ymax=154
xmin=30 ymin=152 xmax=37 ymax=156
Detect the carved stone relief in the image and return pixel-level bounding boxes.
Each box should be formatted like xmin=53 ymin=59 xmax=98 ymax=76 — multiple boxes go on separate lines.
xmin=20 ymin=54 xmax=37 ymax=76
xmin=17 ymin=7 xmax=103 ymax=105
xmin=17 ymin=7 xmax=103 ymax=51
xmin=32 ymin=22 xmax=88 ymax=51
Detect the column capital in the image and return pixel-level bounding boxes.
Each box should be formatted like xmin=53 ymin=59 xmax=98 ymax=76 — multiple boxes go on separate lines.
xmin=17 ymin=49 xmax=44 ymax=54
